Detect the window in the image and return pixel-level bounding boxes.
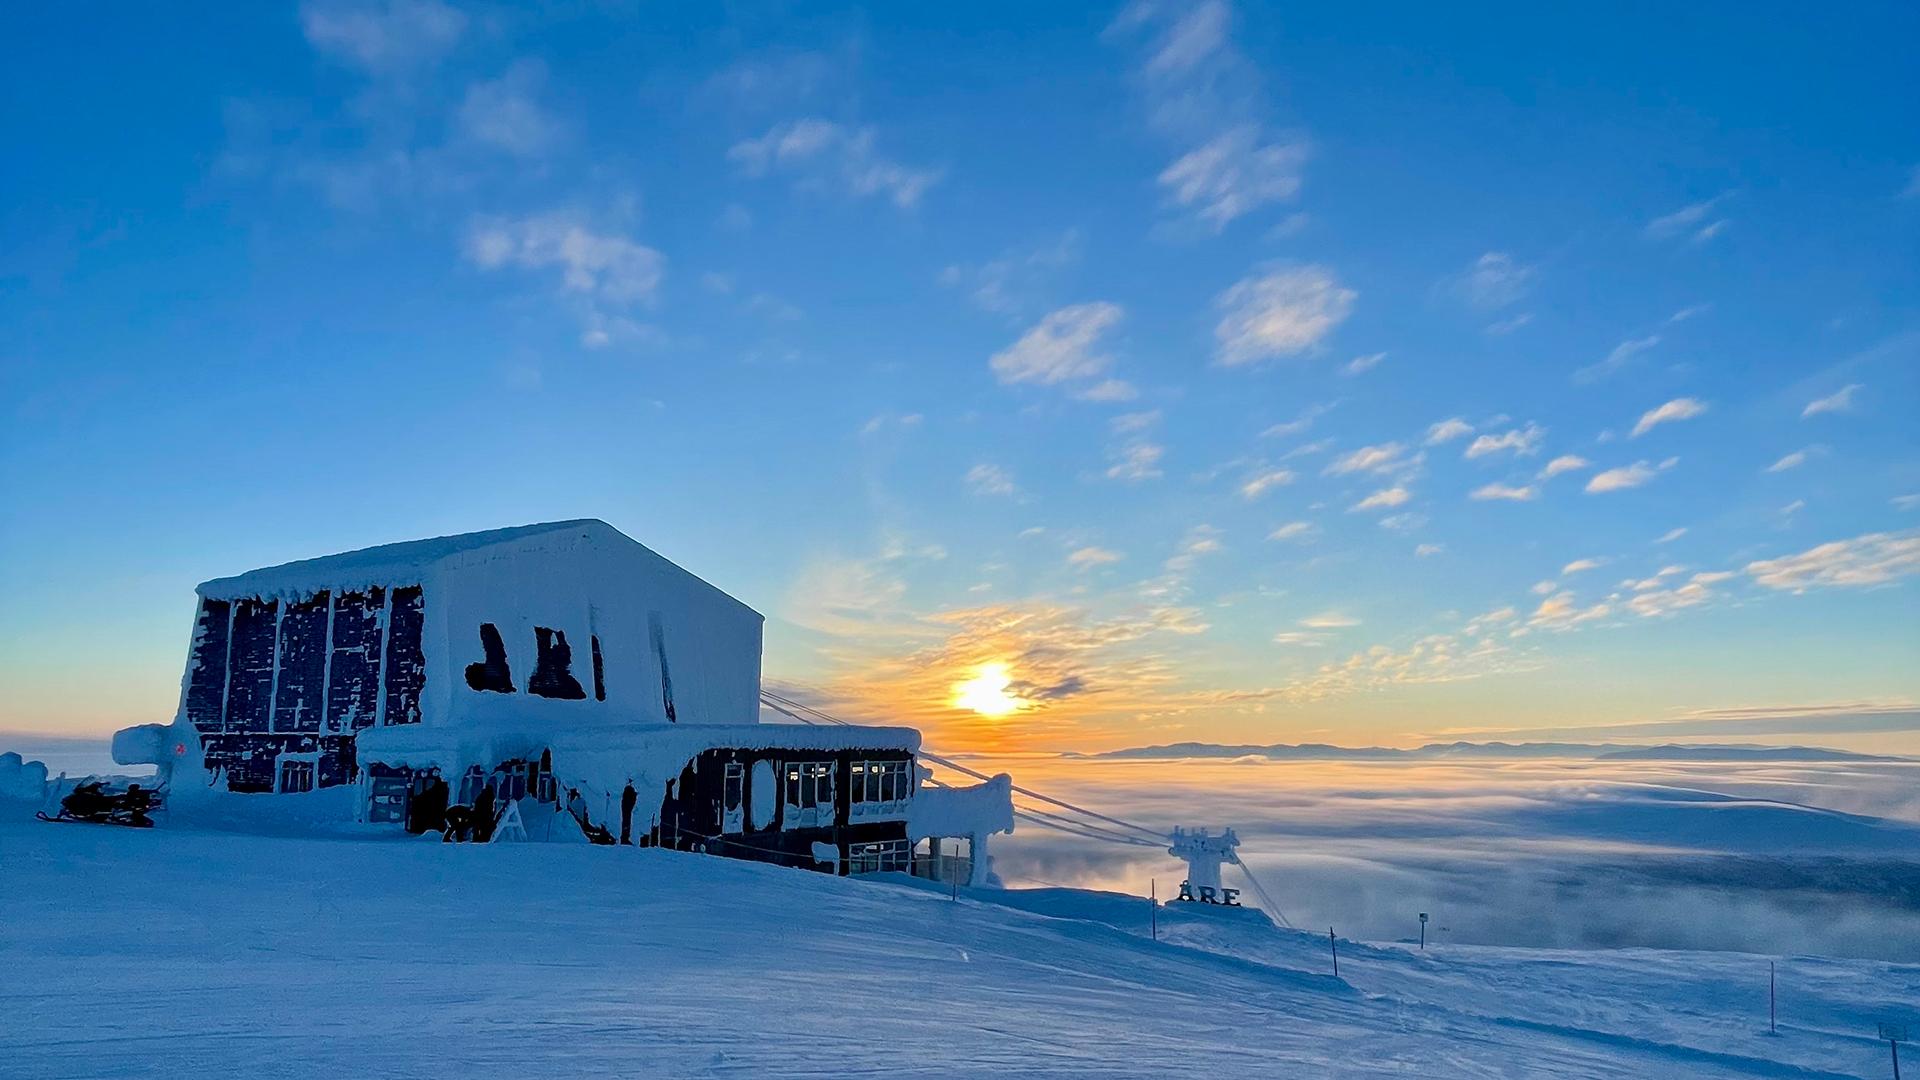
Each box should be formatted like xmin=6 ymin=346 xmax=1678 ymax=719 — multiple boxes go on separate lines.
xmin=849 ymin=760 xmax=913 ymax=820
xmin=847 ymin=839 xmax=911 ymax=875
xmin=781 ymin=761 xmax=835 ymax=829
xmin=278 ymin=758 xmax=315 ymax=794
xmin=721 ymin=762 xmax=744 ymax=835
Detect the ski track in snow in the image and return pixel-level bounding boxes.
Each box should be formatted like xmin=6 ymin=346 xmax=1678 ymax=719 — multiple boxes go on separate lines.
xmin=1 ymin=817 xmax=1914 ymax=1078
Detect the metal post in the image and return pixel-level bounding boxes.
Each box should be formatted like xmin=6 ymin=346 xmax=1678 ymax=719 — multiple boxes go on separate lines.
xmin=1150 ymin=879 xmax=1157 ymax=942
xmin=1419 ymin=912 xmax=1428 ymax=950
xmin=1769 ymin=961 xmax=1775 ymax=1035
xmin=1329 ymin=927 xmax=1339 ymax=978
xmin=1892 ymin=1038 xmax=1901 ymax=1080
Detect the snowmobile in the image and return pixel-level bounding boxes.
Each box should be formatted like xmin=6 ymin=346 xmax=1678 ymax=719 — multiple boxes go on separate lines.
xmin=37 ymin=781 xmax=163 ymax=828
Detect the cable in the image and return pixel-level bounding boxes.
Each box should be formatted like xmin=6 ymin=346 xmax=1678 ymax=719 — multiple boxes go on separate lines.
xmin=920 ymin=750 xmax=1170 ymax=843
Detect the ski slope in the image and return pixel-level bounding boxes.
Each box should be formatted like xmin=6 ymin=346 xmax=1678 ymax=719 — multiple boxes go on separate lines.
xmin=2 ymin=816 xmax=1914 ymax=1078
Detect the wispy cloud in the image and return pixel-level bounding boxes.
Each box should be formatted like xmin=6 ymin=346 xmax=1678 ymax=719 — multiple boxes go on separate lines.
xmin=1106 ymin=442 xmax=1166 ymax=482
xmin=1465 ymin=422 xmax=1545 ymax=459
xmin=1343 ymin=351 xmax=1386 ymax=376
xmin=1109 ymin=1 xmax=1310 ymax=231
xmin=1325 ymin=442 xmax=1415 ymax=477
xmin=990 ymin=302 xmax=1126 ymax=390
xmin=1647 ymin=193 xmax=1731 ymax=243
xmin=1766 ymin=448 xmax=1814 ymax=473
xmin=1268 ymin=521 xmax=1316 ymax=542
xmin=728 ymin=118 xmax=941 ymax=208
xmin=1425 ymin=418 xmax=1474 ymax=446
xmin=1446 ymin=251 xmax=1534 ymax=310
xmin=1214 ymin=265 xmax=1355 ymax=365
xmin=1746 ymin=531 xmax=1920 ymax=591
xmin=1587 ymin=459 xmax=1676 ymax=494
xmin=1631 ymin=397 xmax=1708 ymax=437
xmin=1159 ymin=126 xmax=1309 ymax=229
xmin=965 ymin=464 xmax=1020 ymax=498
xmin=299 ymin=0 xmax=466 ymax=73
xmin=938 ymin=231 xmax=1082 ymax=318
xmin=1656 ymin=527 xmax=1688 ymax=544
xmin=457 ymin=61 xmax=563 ymax=157
xmin=464 ymin=211 xmax=665 ymax=345
xmin=1470 ymin=482 xmax=1538 ymax=502
xmin=1299 ymin=610 xmax=1360 ymax=629
xmin=1574 ymin=335 xmax=1660 ymax=384
xmin=1068 ymin=546 xmax=1124 ymax=570
xmin=1539 ymin=455 xmax=1589 ymax=479
xmin=1239 ymin=467 xmax=1295 ymax=500
xmin=1802 ymin=384 xmax=1861 ymax=417
xmin=1351 ymin=487 xmax=1411 ymax=511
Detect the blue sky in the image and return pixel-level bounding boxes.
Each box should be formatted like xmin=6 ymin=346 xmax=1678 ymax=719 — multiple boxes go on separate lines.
xmin=3 ymin=1 xmax=1917 ymax=751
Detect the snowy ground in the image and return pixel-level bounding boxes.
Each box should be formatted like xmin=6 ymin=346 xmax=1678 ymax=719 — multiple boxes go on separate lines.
xmin=4 ymin=815 xmax=1915 ymax=1078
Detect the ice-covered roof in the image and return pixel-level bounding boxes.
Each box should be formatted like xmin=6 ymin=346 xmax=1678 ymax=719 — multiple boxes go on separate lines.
xmin=195 ymin=520 xmax=753 ymax=617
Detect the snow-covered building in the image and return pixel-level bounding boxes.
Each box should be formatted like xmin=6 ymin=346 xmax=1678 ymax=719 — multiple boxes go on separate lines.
xmin=114 ymin=520 xmax=1011 ymax=882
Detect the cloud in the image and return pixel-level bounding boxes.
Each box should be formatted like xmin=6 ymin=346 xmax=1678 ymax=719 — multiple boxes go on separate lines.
xmin=1239 ymin=467 xmax=1295 ymax=500
xmin=1656 ymin=527 xmax=1688 ymax=544
xmin=1299 ymin=610 xmax=1360 ymax=629
xmin=1539 ymin=455 xmax=1589 ymax=479
xmin=1415 ymin=543 xmax=1443 ymax=557
xmin=1214 ymin=265 xmax=1356 ymax=366
xmin=1268 ymin=521 xmax=1316 ymax=542
xmin=1325 ymin=442 xmax=1413 ymax=477
xmin=1110 ymin=2 xmax=1307 ymax=230
xmin=299 ymin=0 xmax=466 ymax=73
xmin=1270 ymin=631 xmax=1327 ymax=646
xmin=458 ymin=61 xmax=562 ymax=157
xmin=1351 ymin=487 xmax=1411 ymax=511
xmin=1261 ymin=401 xmax=1337 ymax=439
xmin=990 ymin=302 xmax=1126 ymax=388
xmin=1802 ymin=384 xmax=1861 ymax=417
xmin=1562 ymin=558 xmax=1603 ymax=575
xmin=1447 ymin=251 xmax=1533 ymax=310
xmin=728 ymin=118 xmax=941 ymax=208
xmin=1485 ymin=312 xmax=1533 ymax=335
xmin=1464 ymin=422 xmax=1545 ymax=459
xmin=1068 ymin=546 xmax=1124 ymax=570
xmin=1574 ymin=335 xmax=1660 ymax=384
xmin=1895 ymin=494 xmax=1920 ymax=512
xmin=1586 ymin=460 xmax=1673 ymax=494
xmin=1766 ymin=449 xmax=1812 ymax=473
xmin=464 ymin=213 xmax=665 ymax=306
xmin=1470 ymin=483 xmax=1538 ymax=502
xmin=939 ymin=231 xmax=1082 ymax=317
xmin=1746 ymin=531 xmax=1920 ymax=591
xmin=1529 ymin=590 xmax=1613 ymax=631
xmin=1625 ymin=571 xmax=1730 ymax=618
xmin=1158 ymin=126 xmax=1309 ymax=229
xmin=1425 ymin=418 xmax=1474 ymax=445
xmin=1646 ymin=194 xmax=1730 ymax=241
xmin=965 ymin=464 xmax=1019 ymax=498
xmin=1106 ymin=442 xmax=1165 ymax=481
xmin=1631 ymin=397 xmax=1708 ymax=438
xmin=1343 ymin=351 xmax=1386 ymax=376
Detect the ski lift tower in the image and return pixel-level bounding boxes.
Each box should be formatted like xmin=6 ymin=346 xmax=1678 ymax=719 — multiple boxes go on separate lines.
xmin=1168 ymin=826 xmax=1240 ymax=894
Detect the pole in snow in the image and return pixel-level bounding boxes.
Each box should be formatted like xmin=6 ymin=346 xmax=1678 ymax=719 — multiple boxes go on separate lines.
xmin=1879 ymin=1024 xmax=1908 ymax=1080
xmin=1419 ymin=912 xmax=1428 ymax=950
xmin=1150 ymin=879 xmax=1158 ymax=942
xmin=1329 ymin=927 xmax=1339 ymax=978
xmin=1769 ymin=961 xmax=1775 ymax=1035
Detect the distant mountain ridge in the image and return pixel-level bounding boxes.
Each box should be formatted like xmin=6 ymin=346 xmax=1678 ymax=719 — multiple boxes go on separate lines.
xmin=1072 ymin=741 xmax=1910 ymax=762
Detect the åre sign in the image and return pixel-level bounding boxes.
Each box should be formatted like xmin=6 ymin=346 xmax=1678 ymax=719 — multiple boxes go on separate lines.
xmin=1174 ymin=880 xmax=1241 ymax=906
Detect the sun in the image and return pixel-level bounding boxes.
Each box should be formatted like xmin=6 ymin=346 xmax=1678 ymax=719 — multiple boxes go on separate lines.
xmin=951 ymin=662 xmax=1026 ymax=717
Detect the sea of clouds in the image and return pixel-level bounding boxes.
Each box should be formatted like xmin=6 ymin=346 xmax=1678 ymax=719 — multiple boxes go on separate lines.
xmin=969 ymin=754 xmax=1920 ymax=961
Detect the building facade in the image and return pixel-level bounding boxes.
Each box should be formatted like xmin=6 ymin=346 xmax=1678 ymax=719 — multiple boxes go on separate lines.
xmin=115 ymin=520 xmax=1011 ymax=882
